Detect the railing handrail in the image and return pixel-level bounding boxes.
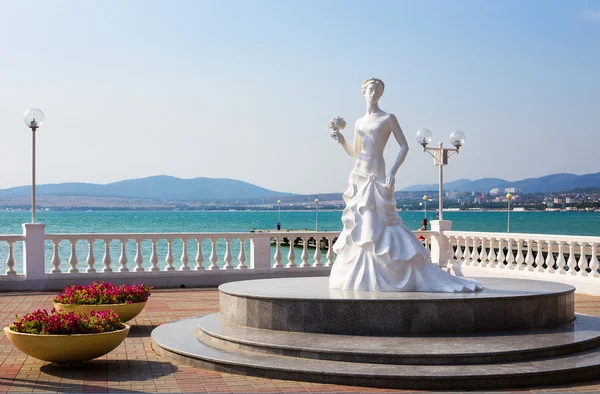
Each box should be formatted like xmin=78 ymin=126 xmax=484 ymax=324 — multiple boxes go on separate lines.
xmin=43 ymin=230 xmax=435 ymax=241
xmin=0 ymin=235 xmax=25 ymax=241
xmin=445 ymin=230 xmax=600 ymax=244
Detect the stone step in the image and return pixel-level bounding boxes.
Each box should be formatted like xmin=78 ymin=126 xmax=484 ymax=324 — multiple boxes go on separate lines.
xmin=152 ymin=316 xmax=600 ymax=390
xmin=196 ymin=313 xmax=600 ymax=365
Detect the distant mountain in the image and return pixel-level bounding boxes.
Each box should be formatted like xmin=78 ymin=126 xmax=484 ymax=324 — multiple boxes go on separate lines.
xmin=401 ymin=172 xmax=600 ymax=193
xmin=0 ymin=175 xmax=290 ymax=201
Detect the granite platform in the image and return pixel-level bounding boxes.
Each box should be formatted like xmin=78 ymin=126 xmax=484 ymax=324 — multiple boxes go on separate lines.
xmin=150 ymin=276 xmax=600 ymax=390
xmin=220 ymin=277 xmax=575 ymax=335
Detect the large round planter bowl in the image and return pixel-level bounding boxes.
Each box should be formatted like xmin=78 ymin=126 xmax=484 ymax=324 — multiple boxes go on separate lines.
xmin=3 ymin=325 xmax=130 ymax=365
xmin=53 ymin=301 xmax=146 ymax=322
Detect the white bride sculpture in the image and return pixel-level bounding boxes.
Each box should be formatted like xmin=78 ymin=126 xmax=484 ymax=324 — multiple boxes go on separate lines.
xmin=329 ymin=78 xmax=483 ymax=293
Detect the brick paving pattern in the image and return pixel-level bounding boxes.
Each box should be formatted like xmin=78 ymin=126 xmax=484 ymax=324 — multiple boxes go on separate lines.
xmin=1 ymin=288 xmax=600 ymax=393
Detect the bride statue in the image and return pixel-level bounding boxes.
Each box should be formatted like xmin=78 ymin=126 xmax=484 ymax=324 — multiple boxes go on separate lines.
xmin=329 ymin=78 xmax=483 ymax=293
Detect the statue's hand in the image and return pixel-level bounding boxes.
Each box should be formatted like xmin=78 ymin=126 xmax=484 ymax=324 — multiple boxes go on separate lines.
xmin=385 ymin=173 xmax=396 ymax=190
xmin=330 ymin=130 xmax=345 ymax=144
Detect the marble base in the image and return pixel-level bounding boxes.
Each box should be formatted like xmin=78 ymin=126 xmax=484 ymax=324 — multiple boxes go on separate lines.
xmin=152 ymin=314 xmax=600 ymax=390
xmin=219 ymin=277 xmax=574 ymax=335
xmin=150 ymin=276 xmax=597 ymax=390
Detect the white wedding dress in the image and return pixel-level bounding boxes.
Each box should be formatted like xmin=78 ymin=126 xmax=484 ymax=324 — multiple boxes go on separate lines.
xmin=329 ymin=116 xmax=483 ymax=293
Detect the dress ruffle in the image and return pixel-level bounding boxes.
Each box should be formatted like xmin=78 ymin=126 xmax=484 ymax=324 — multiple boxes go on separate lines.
xmin=329 ymin=170 xmax=483 ymax=293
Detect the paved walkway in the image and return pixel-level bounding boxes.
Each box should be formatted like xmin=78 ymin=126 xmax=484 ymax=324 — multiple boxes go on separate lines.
xmin=1 ymin=288 xmax=600 ymax=393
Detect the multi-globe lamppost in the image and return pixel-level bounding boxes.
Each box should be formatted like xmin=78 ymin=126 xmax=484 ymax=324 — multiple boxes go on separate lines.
xmin=416 ymin=129 xmax=466 ymax=221
xmin=24 ymin=108 xmax=45 ymax=223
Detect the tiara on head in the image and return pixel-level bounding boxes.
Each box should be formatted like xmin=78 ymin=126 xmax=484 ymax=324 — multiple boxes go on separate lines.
xmin=361 ymin=78 xmax=385 ymax=92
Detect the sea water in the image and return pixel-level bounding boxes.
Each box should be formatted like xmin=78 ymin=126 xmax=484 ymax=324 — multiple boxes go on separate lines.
xmin=0 ymin=210 xmax=598 ymax=274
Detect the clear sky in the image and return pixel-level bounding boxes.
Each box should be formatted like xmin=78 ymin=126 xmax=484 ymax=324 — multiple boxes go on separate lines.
xmin=1 ymin=0 xmax=599 ymax=194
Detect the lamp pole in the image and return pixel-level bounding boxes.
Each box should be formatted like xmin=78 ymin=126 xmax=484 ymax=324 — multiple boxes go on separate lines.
xmin=24 ymin=109 xmax=45 ymax=223
xmin=423 ymin=195 xmax=429 ymax=219
xmin=416 ymin=130 xmax=466 ymax=222
xmin=506 ymin=193 xmax=513 ymax=232
xmin=277 ymin=200 xmax=282 ymax=230
xmin=315 ymin=199 xmax=319 ymax=231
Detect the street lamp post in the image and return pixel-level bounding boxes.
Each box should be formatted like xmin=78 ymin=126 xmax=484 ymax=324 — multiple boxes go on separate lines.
xmin=277 ymin=200 xmax=282 ymax=230
xmin=423 ymin=195 xmax=429 ymax=219
xmin=506 ymin=193 xmax=513 ymax=232
xmin=315 ymin=199 xmax=319 ymax=231
xmin=416 ymin=129 xmax=466 ymax=221
xmin=24 ymin=108 xmax=45 ymax=223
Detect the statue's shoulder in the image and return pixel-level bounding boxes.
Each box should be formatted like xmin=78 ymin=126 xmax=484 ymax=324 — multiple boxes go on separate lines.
xmin=385 ymin=113 xmax=400 ymax=125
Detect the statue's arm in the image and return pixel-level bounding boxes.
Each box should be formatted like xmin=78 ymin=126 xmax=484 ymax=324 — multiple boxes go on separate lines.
xmin=337 ymin=121 xmax=361 ymax=158
xmin=387 ymin=114 xmax=409 ymax=186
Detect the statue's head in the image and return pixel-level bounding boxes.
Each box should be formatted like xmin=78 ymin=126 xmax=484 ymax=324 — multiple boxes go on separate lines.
xmin=361 ymin=78 xmax=385 ymax=103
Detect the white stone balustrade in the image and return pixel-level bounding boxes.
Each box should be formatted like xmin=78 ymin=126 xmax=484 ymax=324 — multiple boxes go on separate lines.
xmin=11 ymin=224 xmax=600 ymax=295
xmin=0 ymin=228 xmax=436 ymax=291
xmin=445 ymin=230 xmax=600 ymax=295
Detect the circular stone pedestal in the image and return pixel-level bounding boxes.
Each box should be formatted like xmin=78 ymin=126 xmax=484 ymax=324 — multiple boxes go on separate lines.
xmin=220 ymin=277 xmax=574 ymax=335
xmin=151 ymin=277 xmax=600 ymax=390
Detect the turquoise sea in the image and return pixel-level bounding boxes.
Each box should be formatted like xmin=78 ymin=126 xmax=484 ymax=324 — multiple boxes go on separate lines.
xmin=0 ymin=210 xmax=598 ymax=274
xmin=1 ymin=210 xmax=599 ymax=235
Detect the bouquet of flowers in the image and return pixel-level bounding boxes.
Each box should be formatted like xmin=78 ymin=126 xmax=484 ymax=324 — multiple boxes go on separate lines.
xmin=328 ymin=116 xmax=346 ymax=131
xmin=54 ymin=282 xmax=153 ymax=305
xmin=9 ymin=309 xmax=125 ymax=335
xmin=328 ymin=116 xmax=346 ymax=143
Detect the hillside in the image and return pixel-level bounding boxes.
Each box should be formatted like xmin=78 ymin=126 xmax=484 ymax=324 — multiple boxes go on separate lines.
xmin=0 ymin=175 xmax=290 ymax=201
xmin=401 ymin=172 xmax=600 ymax=193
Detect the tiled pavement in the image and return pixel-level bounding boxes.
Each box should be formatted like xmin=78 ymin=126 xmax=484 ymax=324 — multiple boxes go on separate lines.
xmin=2 ymin=288 xmax=600 ymax=394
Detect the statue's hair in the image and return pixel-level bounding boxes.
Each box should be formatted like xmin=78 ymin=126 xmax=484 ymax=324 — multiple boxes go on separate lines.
xmin=361 ymin=78 xmax=385 ymax=94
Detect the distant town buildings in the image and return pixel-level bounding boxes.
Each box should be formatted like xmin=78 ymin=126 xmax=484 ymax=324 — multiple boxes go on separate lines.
xmin=490 ymin=188 xmax=501 ymax=195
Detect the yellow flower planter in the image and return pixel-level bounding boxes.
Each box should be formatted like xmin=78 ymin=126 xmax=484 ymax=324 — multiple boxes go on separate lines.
xmin=53 ymin=301 xmax=146 ymax=322
xmin=3 ymin=325 xmax=130 ymax=365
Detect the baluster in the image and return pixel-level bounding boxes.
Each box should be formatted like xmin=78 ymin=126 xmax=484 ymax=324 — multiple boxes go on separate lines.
xmin=102 ymin=239 xmax=112 ymax=272
xmin=164 ymin=239 xmax=175 ymax=271
xmin=578 ymin=242 xmax=588 ymax=276
xmin=535 ymin=240 xmax=545 ymax=272
xmin=497 ymin=238 xmax=505 ymax=268
xmin=556 ymin=241 xmax=567 ymax=273
xmin=150 ymin=239 xmax=159 ymax=272
xmin=273 ymin=237 xmax=283 ymax=268
xmin=515 ymin=239 xmax=525 ymax=269
xmin=119 ymin=239 xmax=129 ymax=272
xmin=506 ymin=238 xmax=515 ymax=269
xmin=180 ymin=239 xmax=190 ymax=271
xmin=237 ymin=238 xmax=248 ymax=269
xmin=195 ymin=238 xmax=205 ymax=270
xmin=589 ymin=243 xmax=599 ymax=277
xmin=472 ymin=237 xmax=481 ymax=266
xmin=325 ymin=237 xmax=335 ymax=267
xmin=525 ymin=239 xmax=534 ymax=271
xmin=454 ymin=236 xmax=463 ymax=263
xmin=545 ymin=241 xmax=556 ymax=273
xmin=300 ymin=237 xmax=310 ymax=267
xmin=86 ymin=240 xmax=96 ymax=273
xmin=5 ymin=241 xmax=16 ymax=275
xmin=479 ymin=237 xmax=488 ymax=266
xmin=567 ymin=242 xmax=577 ymax=274
xmin=134 ymin=239 xmax=144 ymax=272
xmin=208 ymin=238 xmax=219 ymax=270
xmin=223 ymin=238 xmax=233 ymax=270
xmin=286 ymin=237 xmax=296 ymax=268
xmin=487 ymin=237 xmax=496 ymax=267
xmin=313 ymin=237 xmax=323 ymax=267
xmin=463 ymin=237 xmax=471 ymax=265
xmin=68 ymin=239 xmax=79 ymax=273
xmin=51 ymin=240 xmax=61 ymax=273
